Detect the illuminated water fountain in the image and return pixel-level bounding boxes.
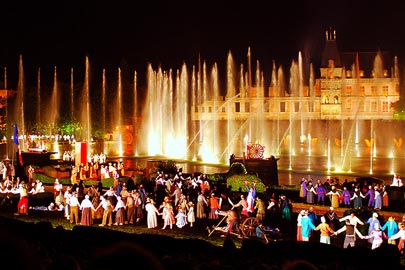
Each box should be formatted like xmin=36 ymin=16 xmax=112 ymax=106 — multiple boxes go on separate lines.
xmin=4 ymin=41 xmax=404 ymax=179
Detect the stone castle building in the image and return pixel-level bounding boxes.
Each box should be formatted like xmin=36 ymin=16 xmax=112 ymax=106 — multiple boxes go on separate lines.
xmin=192 ymin=29 xmax=400 ymax=123
xmin=190 ymin=29 xmax=401 ymax=169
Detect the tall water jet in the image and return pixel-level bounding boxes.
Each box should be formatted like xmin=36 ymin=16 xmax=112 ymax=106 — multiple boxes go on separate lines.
xmin=14 ymin=55 xmax=25 ymax=153
xmin=79 ymin=56 xmax=91 ymax=157
xmin=133 ymin=70 xmax=138 ymax=156
xmin=190 ymin=65 xmax=198 ymax=161
xmin=287 ymin=58 xmax=300 ymax=169
xmin=116 ymin=68 xmax=123 ymax=156
xmin=178 ymin=64 xmax=188 ymax=159
xmin=101 ymin=68 xmax=106 ymax=154
xmin=156 ymin=64 xmax=190 ymax=159
xmin=143 ymin=62 xmax=190 ymax=159
xmin=49 ymin=66 xmax=61 ymax=158
xmin=252 ymin=59 xmax=265 ymax=146
xmin=198 ymin=61 xmax=218 ymax=162
xmin=144 ymin=64 xmax=158 ymax=156
xmin=298 ymin=51 xmax=305 ymax=146
xmin=269 ymin=60 xmax=278 ymax=154
xmin=369 ymin=119 xmax=374 ymax=174
xmin=275 ymin=64 xmax=286 ymax=156
xmin=226 ymin=51 xmax=237 ymax=159
xmin=198 ymin=61 xmax=208 ymax=161
xmin=247 ymin=47 xmax=252 ymax=92
xmin=49 ymin=66 xmax=60 ymax=134
xmin=246 ymin=47 xmax=252 ymax=149
xmin=3 ymin=67 xmax=8 ymax=157
xmin=227 ymin=51 xmax=236 ymax=98
xmin=211 ymin=63 xmax=220 ymax=161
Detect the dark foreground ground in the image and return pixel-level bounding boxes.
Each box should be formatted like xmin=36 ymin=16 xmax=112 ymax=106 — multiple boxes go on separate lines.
xmin=1 ymin=200 xmax=405 ymax=270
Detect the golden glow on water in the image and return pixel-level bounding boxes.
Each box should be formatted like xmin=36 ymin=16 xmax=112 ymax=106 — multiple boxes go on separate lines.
xmin=198 ymin=141 xmax=219 ymax=164
xmin=148 ymin=131 xmax=161 ymax=156
xmin=334 ymin=167 xmax=343 ymax=173
xmin=53 ymin=137 xmax=60 ymax=159
xmin=165 ymin=134 xmax=187 ymax=159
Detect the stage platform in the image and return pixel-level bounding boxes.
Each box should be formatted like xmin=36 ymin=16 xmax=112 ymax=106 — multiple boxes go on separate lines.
xmin=20 ymin=150 xmax=57 ymax=167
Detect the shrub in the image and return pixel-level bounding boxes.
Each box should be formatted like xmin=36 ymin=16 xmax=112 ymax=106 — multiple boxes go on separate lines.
xmin=156 ymin=160 xmax=178 ymax=176
xmin=227 ymin=162 xmax=247 ymax=175
xmin=32 ymin=172 xmax=126 ymax=189
xmin=226 ymin=174 xmax=265 ymax=193
xmin=206 ymin=173 xmax=226 ymax=183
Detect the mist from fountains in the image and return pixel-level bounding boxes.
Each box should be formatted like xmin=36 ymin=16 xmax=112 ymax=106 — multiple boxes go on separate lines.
xmin=5 ymin=48 xmax=404 ymax=179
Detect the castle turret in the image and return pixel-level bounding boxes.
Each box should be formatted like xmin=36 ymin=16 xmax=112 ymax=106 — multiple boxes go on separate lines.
xmin=321 ymin=28 xmax=341 ymax=68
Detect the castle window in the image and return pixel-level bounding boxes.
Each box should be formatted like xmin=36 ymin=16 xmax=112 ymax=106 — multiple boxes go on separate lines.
xmin=323 ymin=96 xmax=330 ymax=104
xmin=382 ymin=85 xmax=389 ymax=97
xmin=371 ymin=86 xmax=376 ymax=96
xmin=346 ymin=99 xmax=352 ymax=110
xmin=280 ymin=102 xmax=286 ymax=112
xmin=382 ymin=101 xmax=389 ymax=112
xmin=308 ymin=101 xmax=314 ymax=112
xmin=360 ymin=86 xmax=365 ymax=97
xmin=245 ymin=102 xmax=250 ymax=112
xmin=294 ymin=102 xmax=300 ymax=112
xmin=371 ymin=101 xmax=377 ymax=112
xmin=235 ymin=102 xmax=240 ymax=112
xmin=208 ymin=106 xmax=212 ymax=113
xmin=334 ymin=96 xmax=339 ymax=104
xmin=346 ymin=85 xmax=352 ymax=96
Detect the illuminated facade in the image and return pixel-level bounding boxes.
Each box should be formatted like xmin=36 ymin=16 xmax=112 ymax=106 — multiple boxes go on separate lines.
xmin=189 ymin=30 xmax=401 ymax=172
xmin=192 ymin=30 xmax=400 ymax=123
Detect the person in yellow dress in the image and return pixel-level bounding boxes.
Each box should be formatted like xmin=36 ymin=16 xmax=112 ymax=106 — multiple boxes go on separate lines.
xmin=326 ymin=186 xmax=340 ymax=208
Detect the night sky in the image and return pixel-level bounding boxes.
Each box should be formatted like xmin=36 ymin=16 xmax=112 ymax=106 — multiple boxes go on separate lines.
xmin=2 ymin=0 xmax=405 ymax=89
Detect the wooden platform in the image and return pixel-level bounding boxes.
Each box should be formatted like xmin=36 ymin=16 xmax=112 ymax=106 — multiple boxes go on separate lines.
xmin=292 ymin=202 xmax=405 ymax=222
xmin=20 ymin=151 xmax=56 ymax=166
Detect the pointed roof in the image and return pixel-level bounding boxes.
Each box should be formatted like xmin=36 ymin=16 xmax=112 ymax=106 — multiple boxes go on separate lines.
xmin=321 ymin=28 xmax=341 ymax=67
xmin=340 ymin=51 xmax=392 ymax=77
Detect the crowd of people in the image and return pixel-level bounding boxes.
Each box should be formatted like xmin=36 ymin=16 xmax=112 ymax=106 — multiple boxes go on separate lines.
xmin=33 ymin=171 xmax=273 ymax=234
xmin=294 ymin=174 xmax=405 ymax=254
xmin=2 ymin=164 xmax=405 ymax=269
xmin=3 ymin=165 xmax=291 ymax=240
xmin=294 ymin=205 xmax=405 ymax=252
xmin=299 ymin=176 xmax=390 ymax=210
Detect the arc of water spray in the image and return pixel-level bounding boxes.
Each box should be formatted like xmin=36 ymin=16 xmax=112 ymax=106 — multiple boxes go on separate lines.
xmin=185 ymin=93 xmax=241 ymax=158
xmin=339 ymin=94 xmax=366 ymax=172
xmin=218 ymin=117 xmax=251 ymax=161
